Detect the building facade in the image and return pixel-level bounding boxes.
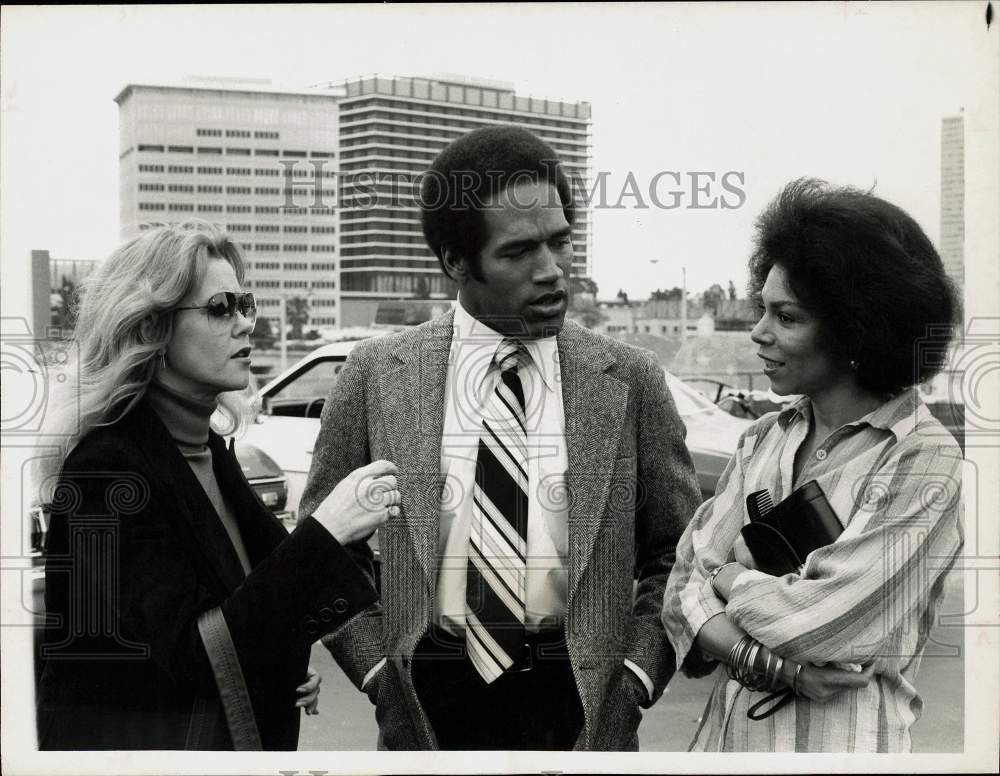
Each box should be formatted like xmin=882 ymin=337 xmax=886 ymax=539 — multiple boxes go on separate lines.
xmin=336 ymin=74 xmax=592 ymax=326
xmin=940 ymin=114 xmax=964 ymax=294
xmin=115 ymin=79 xmax=342 ymax=329
xmin=115 ymin=75 xmax=593 ymax=330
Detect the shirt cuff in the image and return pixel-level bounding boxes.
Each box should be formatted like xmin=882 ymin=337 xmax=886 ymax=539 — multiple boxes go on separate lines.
xmin=360 ymin=657 xmax=386 ymax=690
xmin=623 ymin=659 xmax=654 ymax=702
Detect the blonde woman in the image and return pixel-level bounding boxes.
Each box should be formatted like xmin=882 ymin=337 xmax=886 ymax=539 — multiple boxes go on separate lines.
xmin=36 ymin=222 xmax=398 ymax=750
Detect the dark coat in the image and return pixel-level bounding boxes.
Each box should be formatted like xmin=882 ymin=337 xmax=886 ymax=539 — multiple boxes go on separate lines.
xmin=36 ymin=399 xmax=376 ymax=750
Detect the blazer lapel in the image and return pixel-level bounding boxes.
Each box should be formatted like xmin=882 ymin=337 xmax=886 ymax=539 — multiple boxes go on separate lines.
xmin=558 ymin=324 xmax=629 ymax=603
xmin=210 ymin=433 xmax=288 ymax=567
xmin=374 ymin=312 xmax=454 ymax=583
xmin=132 ymin=401 xmax=248 ymax=595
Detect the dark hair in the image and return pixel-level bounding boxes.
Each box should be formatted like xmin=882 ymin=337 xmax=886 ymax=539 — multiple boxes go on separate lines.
xmin=419 ymin=125 xmax=576 ymax=279
xmin=748 ymin=178 xmax=960 ymax=395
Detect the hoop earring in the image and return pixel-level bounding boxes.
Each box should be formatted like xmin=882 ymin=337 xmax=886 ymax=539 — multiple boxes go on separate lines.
xmin=849 ymin=359 xmax=859 ymax=371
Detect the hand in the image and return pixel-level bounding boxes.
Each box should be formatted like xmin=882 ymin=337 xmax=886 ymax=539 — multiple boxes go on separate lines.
xmin=312 ymin=460 xmax=399 ymax=545
xmin=295 ymin=665 xmax=322 ymax=715
xmin=712 ymin=562 xmax=749 ymax=601
xmin=790 ymin=661 xmax=876 ymax=703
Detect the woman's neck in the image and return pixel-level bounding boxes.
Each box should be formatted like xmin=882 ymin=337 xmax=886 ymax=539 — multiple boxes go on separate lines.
xmin=146 ymin=377 xmax=218 ymax=449
xmin=808 ymin=378 xmax=885 ymax=436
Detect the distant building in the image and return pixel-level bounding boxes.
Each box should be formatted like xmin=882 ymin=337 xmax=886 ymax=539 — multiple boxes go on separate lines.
xmin=30 ymin=250 xmax=99 ymax=336
xmin=336 ymin=74 xmax=592 ymax=326
xmin=594 ymin=297 xmax=705 ymax=338
xmin=940 ymin=115 xmax=964 ymax=293
xmin=114 ymin=74 xmax=592 ymax=329
xmin=713 ymin=298 xmax=757 ymax=332
xmin=114 ymin=78 xmax=341 ymax=330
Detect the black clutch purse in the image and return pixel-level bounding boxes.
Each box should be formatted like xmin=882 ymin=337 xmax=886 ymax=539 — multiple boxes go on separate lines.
xmin=740 ymin=480 xmax=843 ymax=576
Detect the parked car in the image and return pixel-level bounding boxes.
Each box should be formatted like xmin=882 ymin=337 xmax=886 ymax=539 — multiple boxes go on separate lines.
xmin=681 ymin=377 xmax=791 ymax=420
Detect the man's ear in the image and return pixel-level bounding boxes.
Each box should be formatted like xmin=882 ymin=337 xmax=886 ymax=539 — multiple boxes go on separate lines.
xmin=441 ymin=245 xmax=468 ymax=283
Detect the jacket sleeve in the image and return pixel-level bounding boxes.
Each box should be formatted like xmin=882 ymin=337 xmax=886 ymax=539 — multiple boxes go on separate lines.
xmin=44 ymin=443 xmax=377 ymax=697
xmin=724 ymin=438 xmax=963 ymax=668
xmin=659 ymin=423 xmax=761 ymax=677
xmin=297 ymin=341 xmax=387 ymax=690
xmin=624 ymin=354 xmax=703 ymax=704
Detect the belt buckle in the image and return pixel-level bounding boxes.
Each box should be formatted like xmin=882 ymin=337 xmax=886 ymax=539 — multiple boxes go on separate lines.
xmin=511 ymin=642 xmax=533 ymax=672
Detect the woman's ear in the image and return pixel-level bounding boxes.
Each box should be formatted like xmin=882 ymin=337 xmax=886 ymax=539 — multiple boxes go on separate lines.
xmin=441 ymin=246 xmax=467 ymax=283
xmin=138 ymin=316 xmax=157 ymax=343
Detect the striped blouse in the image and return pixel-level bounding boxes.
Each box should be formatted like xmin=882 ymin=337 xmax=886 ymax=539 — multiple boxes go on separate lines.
xmin=661 ymin=389 xmax=964 ymax=752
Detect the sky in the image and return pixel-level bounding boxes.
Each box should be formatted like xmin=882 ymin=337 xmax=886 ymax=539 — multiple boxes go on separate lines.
xmin=1 ymin=2 xmax=997 ymax=314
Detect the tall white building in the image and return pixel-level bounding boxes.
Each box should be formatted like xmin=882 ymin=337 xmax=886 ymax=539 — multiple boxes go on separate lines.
xmin=115 ymin=78 xmax=342 ymax=328
xmin=940 ymin=114 xmax=964 ymax=293
xmin=115 ymin=75 xmax=593 ymax=329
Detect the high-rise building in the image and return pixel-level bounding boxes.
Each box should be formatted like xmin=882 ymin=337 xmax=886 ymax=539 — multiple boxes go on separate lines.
xmin=335 ymin=74 xmax=592 ymax=326
xmin=940 ymin=114 xmax=964 ymax=293
xmin=115 ymin=75 xmax=593 ymax=329
xmin=115 ymin=78 xmax=342 ymax=329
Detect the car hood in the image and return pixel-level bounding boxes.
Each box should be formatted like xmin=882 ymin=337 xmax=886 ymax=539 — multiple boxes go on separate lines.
xmin=683 ymin=410 xmax=752 ymax=457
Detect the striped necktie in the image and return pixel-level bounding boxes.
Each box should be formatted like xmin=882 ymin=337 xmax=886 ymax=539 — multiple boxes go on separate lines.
xmin=465 ymin=338 xmax=530 ymax=683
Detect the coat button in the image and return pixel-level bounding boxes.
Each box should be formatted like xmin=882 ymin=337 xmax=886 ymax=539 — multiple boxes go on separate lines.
xmin=319 ymin=607 xmax=334 ymax=622
xmin=815 ymin=449 xmax=828 ymax=460
xmin=333 ymin=598 xmax=348 ymax=614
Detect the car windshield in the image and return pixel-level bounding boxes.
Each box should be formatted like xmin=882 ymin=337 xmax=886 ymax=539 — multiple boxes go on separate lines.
xmin=663 ymin=370 xmax=719 ymax=418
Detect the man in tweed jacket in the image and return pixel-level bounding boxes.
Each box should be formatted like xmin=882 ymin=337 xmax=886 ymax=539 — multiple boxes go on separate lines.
xmin=298 ymin=126 xmax=701 ymax=750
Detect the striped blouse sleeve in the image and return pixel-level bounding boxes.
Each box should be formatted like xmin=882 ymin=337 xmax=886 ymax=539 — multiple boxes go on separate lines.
xmin=661 ymin=423 xmax=760 ymax=675
xmin=724 ymin=437 xmax=963 ymax=667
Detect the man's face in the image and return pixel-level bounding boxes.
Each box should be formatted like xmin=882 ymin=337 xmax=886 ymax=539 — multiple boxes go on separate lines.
xmin=456 ymin=180 xmax=573 ymax=339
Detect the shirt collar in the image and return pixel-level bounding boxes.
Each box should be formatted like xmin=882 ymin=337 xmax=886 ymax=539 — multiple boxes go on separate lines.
xmin=776 ymin=389 xmax=923 ymax=441
xmin=452 ymin=295 xmax=559 ymax=392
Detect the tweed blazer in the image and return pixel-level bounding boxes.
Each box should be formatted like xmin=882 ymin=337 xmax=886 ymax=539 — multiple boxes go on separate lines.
xmin=299 ymin=313 xmax=702 ymax=750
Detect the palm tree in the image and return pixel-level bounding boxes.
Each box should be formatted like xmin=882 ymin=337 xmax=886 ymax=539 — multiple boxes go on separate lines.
xmin=286 ymin=296 xmax=310 ymax=339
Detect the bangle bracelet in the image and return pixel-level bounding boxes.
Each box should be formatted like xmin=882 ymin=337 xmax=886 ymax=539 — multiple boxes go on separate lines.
xmin=792 ymin=663 xmax=803 ymax=695
xmin=772 ymin=654 xmax=784 ymax=691
xmin=708 ymin=561 xmax=738 ymax=589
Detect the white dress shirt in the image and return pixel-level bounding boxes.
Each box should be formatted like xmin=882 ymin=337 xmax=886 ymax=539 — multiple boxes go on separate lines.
xmin=435 ymin=298 xmax=569 ymax=634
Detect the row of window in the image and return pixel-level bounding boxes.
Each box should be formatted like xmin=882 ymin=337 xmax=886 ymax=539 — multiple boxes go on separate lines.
xmin=233 ymin=225 xmax=335 ymax=233
xmin=137 ymin=164 xmax=335 ymax=178
xmin=247 ymin=261 xmax=336 ymax=272
xmin=340 ymin=95 xmax=589 ymax=132
xmin=137 ymin=144 xmax=334 ymax=158
xmin=341 ymin=245 xmax=431 ymax=258
xmin=340 ymin=258 xmax=438 ymax=270
xmin=196 ymin=128 xmax=271 ymax=139
xmin=340 ymin=269 xmax=455 ymax=295
xmin=341 ymin=233 xmax=425 ymax=246
xmin=136 ymin=202 xmax=335 ymax=216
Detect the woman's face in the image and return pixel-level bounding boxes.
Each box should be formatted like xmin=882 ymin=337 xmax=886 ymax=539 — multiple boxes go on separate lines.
xmin=750 ymin=264 xmax=845 ymax=398
xmin=162 ymin=258 xmax=253 ymax=400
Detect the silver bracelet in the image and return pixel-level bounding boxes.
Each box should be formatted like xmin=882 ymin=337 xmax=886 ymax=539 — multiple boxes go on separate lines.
xmin=708 ymin=561 xmax=739 ymax=589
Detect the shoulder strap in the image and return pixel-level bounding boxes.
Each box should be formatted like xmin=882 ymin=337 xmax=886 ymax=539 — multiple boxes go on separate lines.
xmin=197 ymin=607 xmax=263 ymax=750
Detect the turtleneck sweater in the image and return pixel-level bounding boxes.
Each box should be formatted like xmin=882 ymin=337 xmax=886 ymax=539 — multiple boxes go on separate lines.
xmin=146 ymin=379 xmax=252 ymax=576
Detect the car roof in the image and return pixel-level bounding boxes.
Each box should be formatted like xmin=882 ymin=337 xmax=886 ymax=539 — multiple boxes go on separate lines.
xmin=258 ymin=338 xmax=368 ymax=397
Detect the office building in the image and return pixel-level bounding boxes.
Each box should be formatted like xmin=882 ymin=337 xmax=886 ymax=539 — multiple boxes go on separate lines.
xmin=336 ymin=74 xmax=592 ymax=325
xmin=115 ymin=78 xmax=341 ymax=328
xmin=940 ymin=114 xmax=964 ymax=293
xmin=115 ymin=75 xmax=592 ymax=329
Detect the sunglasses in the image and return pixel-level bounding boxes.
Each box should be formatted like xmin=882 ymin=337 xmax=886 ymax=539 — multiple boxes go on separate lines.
xmin=175 ymin=292 xmax=257 ymax=328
